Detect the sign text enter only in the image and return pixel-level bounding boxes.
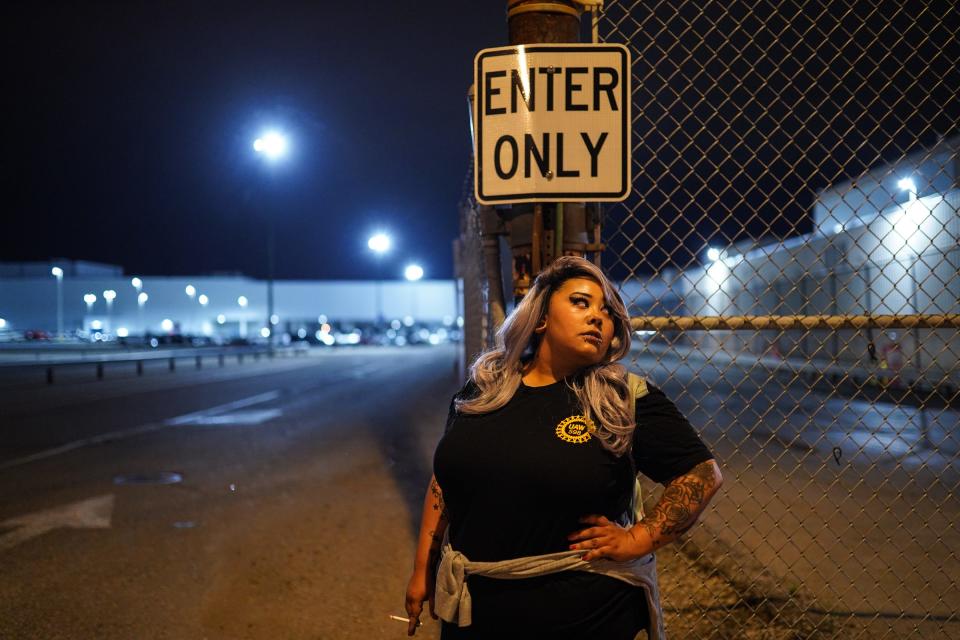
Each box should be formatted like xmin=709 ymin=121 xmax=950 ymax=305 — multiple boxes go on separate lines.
xmin=474 ymin=45 xmax=631 ymax=204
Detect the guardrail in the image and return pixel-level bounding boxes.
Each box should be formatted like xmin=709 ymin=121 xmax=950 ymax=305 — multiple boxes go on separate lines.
xmin=0 ymin=345 xmax=310 ymax=384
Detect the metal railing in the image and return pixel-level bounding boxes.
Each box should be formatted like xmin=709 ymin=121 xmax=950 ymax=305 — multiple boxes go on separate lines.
xmin=0 ymin=345 xmax=309 ymax=384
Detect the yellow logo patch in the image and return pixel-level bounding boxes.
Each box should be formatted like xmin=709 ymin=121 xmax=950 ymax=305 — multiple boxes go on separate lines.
xmin=555 ymin=415 xmax=597 ymax=444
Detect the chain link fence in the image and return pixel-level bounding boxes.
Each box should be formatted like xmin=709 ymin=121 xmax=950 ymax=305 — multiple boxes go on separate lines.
xmin=597 ymin=0 xmax=960 ymax=637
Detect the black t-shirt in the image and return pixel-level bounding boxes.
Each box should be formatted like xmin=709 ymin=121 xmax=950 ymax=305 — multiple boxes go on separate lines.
xmin=432 ymin=376 xmax=713 ymax=636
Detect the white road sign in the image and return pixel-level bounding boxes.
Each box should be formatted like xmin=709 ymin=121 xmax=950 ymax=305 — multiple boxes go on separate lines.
xmin=473 ymin=43 xmax=631 ymax=204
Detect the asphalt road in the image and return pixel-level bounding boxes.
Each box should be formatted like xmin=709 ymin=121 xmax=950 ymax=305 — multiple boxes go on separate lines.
xmin=0 ymin=346 xmax=459 ymax=640
xmin=1 ymin=345 xmax=956 ymax=639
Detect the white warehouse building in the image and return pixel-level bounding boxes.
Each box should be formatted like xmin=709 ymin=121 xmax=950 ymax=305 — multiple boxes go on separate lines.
xmin=680 ymin=135 xmax=960 ymax=383
xmin=0 ymin=261 xmax=458 ymax=341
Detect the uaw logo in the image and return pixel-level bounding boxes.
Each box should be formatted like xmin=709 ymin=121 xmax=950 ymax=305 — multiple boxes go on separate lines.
xmin=555 ymin=415 xmax=597 ymax=444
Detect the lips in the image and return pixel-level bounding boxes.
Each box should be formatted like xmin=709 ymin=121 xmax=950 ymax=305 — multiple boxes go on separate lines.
xmin=580 ymin=330 xmax=602 ymax=345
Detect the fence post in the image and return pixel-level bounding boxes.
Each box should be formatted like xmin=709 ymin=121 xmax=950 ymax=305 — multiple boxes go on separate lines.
xmin=46 ymin=367 xmax=54 ymax=384
xmin=195 ymin=355 xmax=202 ymax=369
xmin=137 ymin=360 xmax=143 ymax=376
xmin=218 ymin=353 xmax=225 ymax=367
xmin=169 ymin=357 xmax=175 ymax=372
xmin=96 ymin=363 xmax=104 ymax=380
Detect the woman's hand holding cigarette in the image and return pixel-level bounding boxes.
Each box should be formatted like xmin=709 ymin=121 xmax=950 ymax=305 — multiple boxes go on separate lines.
xmin=404 ymin=568 xmax=436 ymax=636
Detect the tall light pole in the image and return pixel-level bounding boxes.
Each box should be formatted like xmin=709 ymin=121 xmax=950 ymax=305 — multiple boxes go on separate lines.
xmin=238 ymin=295 xmax=249 ymax=339
xmin=103 ymin=290 xmax=117 ymax=334
xmin=404 ymin=263 xmax=424 ymax=320
xmin=368 ymin=232 xmax=392 ymax=326
xmin=185 ymin=284 xmax=197 ymax=335
xmin=83 ymin=293 xmax=96 ymax=331
xmin=51 ymin=267 xmax=64 ymax=338
xmin=253 ymin=130 xmax=289 ymax=350
xmin=138 ymin=291 xmax=149 ymax=336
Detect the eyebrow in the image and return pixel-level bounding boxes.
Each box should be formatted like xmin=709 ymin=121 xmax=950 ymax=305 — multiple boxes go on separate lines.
xmin=570 ymin=291 xmax=609 ymax=305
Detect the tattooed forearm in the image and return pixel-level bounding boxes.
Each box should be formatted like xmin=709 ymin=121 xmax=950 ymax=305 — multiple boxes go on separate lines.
xmin=640 ymin=460 xmax=719 ymax=547
xmin=430 ymin=476 xmax=448 ymax=517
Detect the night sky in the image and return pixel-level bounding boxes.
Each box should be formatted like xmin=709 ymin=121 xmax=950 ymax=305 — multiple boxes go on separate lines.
xmin=3 ymin=1 xmax=958 ymax=283
xmin=1 ymin=1 xmax=504 ymax=280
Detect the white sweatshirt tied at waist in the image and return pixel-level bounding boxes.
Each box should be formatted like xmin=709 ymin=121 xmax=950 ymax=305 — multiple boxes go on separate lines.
xmin=434 ymin=544 xmax=666 ymax=640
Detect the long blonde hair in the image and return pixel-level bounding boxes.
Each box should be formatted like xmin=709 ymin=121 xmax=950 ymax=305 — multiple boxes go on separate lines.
xmin=458 ymin=256 xmax=635 ymax=456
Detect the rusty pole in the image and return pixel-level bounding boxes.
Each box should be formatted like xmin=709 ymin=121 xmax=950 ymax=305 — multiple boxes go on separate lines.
xmin=503 ymin=1 xmax=596 ymax=303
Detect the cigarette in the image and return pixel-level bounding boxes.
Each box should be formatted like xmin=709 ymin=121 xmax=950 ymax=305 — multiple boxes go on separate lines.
xmin=389 ymin=614 xmax=418 ymax=624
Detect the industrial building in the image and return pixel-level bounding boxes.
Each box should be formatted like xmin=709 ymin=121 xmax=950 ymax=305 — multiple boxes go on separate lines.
xmin=0 ymin=261 xmax=458 ymax=343
xmin=680 ymin=135 xmax=960 ymax=382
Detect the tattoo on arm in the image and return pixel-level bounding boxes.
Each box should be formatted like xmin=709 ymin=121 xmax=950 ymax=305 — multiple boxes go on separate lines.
xmin=430 ymin=477 xmax=448 ymax=518
xmin=641 ymin=460 xmax=718 ymax=546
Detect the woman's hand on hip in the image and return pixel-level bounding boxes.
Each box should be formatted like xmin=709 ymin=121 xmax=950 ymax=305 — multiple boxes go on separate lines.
xmin=567 ymin=514 xmax=651 ymax=562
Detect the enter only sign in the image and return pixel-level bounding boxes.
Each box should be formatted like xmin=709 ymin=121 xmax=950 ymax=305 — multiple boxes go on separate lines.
xmin=474 ymin=44 xmax=631 ymax=204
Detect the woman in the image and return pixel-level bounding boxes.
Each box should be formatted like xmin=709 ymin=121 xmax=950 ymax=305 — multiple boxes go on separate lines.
xmin=405 ymin=256 xmax=722 ymax=639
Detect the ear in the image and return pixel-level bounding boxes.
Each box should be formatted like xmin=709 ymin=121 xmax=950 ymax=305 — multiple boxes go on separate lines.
xmin=534 ymin=318 xmax=547 ymax=334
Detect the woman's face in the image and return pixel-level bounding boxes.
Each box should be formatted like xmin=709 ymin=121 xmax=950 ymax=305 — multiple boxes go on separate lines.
xmin=536 ymin=277 xmax=616 ymax=368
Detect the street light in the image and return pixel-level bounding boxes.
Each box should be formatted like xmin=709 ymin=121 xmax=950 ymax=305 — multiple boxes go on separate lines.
xmin=131 ymin=277 xmax=142 ymax=291
xmin=51 ymin=266 xmax=63 ymax=338
xmin=368 ymin=232 xmax=392 ymax=326
xmin=237 ymin=295 xmax=249 ymax=338
xmin=137 ymin=291 xmax=148 ymax=336
xmin=103 ymin=290 xmax=116 ymax=334
xmin=254 ymin=129 xmax=289 ymax=351
xmin=405 ymin=263 xmax=424 ymax=320
xmin=198 ymin=294 xmax=209 ymax=306
xmin=253 ymin=132 xmax=288 ymax=160
xmin=404 ymin=264 xmax=424 ymax=281
xmin=185 ymin=284 xmax=196 ymax=298
xmin=898 ymin=177 xmax=917 ymax=201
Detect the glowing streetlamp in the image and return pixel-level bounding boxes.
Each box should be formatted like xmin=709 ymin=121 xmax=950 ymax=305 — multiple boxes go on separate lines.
xmin=898 ymin=177 xmax=917 ymax=202
xmin=84 ymin=293 xmax=97 ymax=311
xmin=198 ymin=294 xmax=209 ymax=306
xmin=237 ymin=295 xmax=249 ymax=338
xmin=185 ymin=284 xmax=196 ymax=298
xmin=254 ymin=129 xmax=290 ymax=350
xmin=368 ymin=232 xmax=392 ymax=325
xmin=137 ymin=291 xmax=148 ymax=336
xmin=405 ymin=263 xmax=424 ymax=320
xmin=404 ymin=264 xmax=424 ymax=281
xmin=103 ymin=290 xmax=117 ymax=333
xmin=51 ymin=266 xmax=64 ymax=338
xmin=131 ymin=277 xmax=142 ymax=292
xmin=253 ymin=132 xmax=288 ymax=161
